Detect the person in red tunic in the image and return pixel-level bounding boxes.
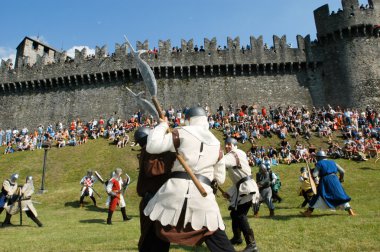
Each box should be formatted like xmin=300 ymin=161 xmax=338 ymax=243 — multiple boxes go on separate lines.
xmin=106 ymin=168 xmax=131 ymax=225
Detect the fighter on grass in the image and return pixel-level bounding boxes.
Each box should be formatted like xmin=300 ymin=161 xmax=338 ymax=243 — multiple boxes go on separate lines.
xmin=106 ymin=168 xmax=132 ymax=224
xmin=79 ymin=170 xmax=98 ymax=208
xmin=144 ymin=107 xmax=235 ymax=252
xmin=223 ymin=137 xmax=260 ymax=252
xmin=0 ymin=173 xmax=19 ymax=226
xmin=2 ymin=176 xmax=43 ymax=227
xmin=134 ymin=127 xmax=177 ymax=252
xmin=301 ymin=150 xmax=356 ymax=217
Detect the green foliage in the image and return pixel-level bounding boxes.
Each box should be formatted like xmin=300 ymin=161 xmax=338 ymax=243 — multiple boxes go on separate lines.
xmin=0 ymin=132 xmax=379 ymax=251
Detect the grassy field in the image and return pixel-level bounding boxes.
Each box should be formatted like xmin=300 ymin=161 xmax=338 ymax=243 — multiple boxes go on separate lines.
xmin=0 ymin=130 xmax=379 ymax=252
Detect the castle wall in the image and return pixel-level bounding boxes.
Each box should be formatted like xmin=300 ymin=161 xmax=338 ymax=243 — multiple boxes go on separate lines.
xmin=0 ymin=74 xmax=313 ymax=129
xmin=319 ymin=36 xmax=380 ymax=108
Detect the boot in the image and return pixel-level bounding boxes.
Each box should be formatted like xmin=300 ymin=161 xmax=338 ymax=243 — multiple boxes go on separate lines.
xmin=253 ymin=211 xmax=259 ymax=218
xmin=107 ymin=210 xmax=113 ymax=225
xmin=242 ymin=229 xmax=259 ymax=252
xmin=347 ymin=208 xmax=356 ymax=216
xmin=269 ymin=209 xmax=275 ymax=217
xmin=90 ymin=196 xmax=97 ymax=207
xmin=121 ymin=207 xmax=132 ymax=221
xmin=30 ymin=216 xmax=43 ymax=227
xmin=300 ymin=208 xmax=313 ymax=217
xmin=229 ymin=227 xmax=242 ymax=245
xmin=2 ymin=213 xmax=12 ymax=227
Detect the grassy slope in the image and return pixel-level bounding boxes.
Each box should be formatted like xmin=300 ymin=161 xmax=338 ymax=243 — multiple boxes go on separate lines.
xmin=0 ymin=131 xmax=379 ymax=252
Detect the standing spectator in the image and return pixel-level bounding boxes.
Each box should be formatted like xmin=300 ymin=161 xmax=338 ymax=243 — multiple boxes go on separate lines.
xmin=0 ymin=128 xmax=4 ymax=146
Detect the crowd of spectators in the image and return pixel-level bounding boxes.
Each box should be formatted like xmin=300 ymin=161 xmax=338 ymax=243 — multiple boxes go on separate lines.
xmin=210 ymin=103 xmax=380 ymax=166
xmin=1 ymin=104 xmax=379 ymax=167
xmin=0 ymin=114 xmax=143 ymax=154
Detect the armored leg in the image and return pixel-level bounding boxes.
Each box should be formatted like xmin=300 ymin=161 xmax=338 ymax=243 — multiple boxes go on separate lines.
xmin=121 ymin=207 xmax=131 ymax=221
xmin=79 ymin=195 xmax=85 ymax=208
xmin=242 ymin=229 xmax=259 ymax=252
xmin=90 ymin=196 xmax=97 ymax=207
xmin=229 ymin=210 xmax=242 ymax=245
xmin=2 ymin=213 xmax=12 ymax=226
xmin=107 ymin=210 xmax=114 ymax=225
xmin=26 ymin=211 xmax=43 ymax=227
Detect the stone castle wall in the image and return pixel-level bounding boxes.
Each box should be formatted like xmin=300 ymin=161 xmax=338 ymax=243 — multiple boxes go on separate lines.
xmin=0 ymin=0 xmax=379 ymax=129
xmin=0 ymin=72 xmax=315 ymax=129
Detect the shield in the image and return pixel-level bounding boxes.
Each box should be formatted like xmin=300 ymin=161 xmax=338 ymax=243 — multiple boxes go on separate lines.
xmin=94 ymin=171 xmax=105 ymax=184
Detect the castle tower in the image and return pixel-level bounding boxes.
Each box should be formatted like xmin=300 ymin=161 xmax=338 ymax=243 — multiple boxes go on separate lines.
xmin=15 ymin=36 xmax=59 ymax=68
xmin=313 ymin=0 xmax=380 ymax=108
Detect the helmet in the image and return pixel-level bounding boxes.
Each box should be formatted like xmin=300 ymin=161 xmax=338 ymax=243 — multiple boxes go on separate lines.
xmin=316 ymin=150 xmax=327 ymax=160
xmin=225 ymin=137 xmax=238 ymax=146
xmin=10 ymin=173 xmax=19 ymax=182
xmin=115 ymin=168 xmax=123 ymax=176
xmin=300 ymin=167 xmax=307 ymax=173
xmin=185 ymin=107 xmax=206 ymax=120
xmin=134 ymin=127 xmax=150 ymax=147
xmin=26 ymin=176 xmax=33 ymax=183
xmin=87 ymin=170 xmax=93 ymax=176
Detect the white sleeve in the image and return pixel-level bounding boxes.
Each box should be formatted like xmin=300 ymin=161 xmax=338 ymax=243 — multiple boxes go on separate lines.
xmin=146 ymin=122 xmax=175 ymax=154
xmin=224 ymin=153 xmax=236 ymax=169
xmin=80 ymin=176 xmax=85 ymax=184
xmin=106 ymin=180 xmax=113 ymax=194
xmin=214 ymin=155 xmax=226 ymax=184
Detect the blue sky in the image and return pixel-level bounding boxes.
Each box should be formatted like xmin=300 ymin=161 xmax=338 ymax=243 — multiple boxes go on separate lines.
xmin=0 ymin=0 xmax=369 ymax=63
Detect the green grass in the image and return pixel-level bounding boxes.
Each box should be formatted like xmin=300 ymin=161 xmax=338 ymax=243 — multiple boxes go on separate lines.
xmin=0 ymin=131 xmax=379 ymax=252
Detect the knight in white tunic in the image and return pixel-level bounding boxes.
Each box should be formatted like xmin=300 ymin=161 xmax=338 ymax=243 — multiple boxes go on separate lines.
xmin=3 ymin=176 xmax=43 ymax=227
xmin=223 ymin=137 xmax=259 ymax=252
xmin=144 ymin=107 xmax=235 ymax=252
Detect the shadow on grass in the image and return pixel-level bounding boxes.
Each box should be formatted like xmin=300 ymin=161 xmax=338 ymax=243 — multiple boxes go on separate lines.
xmin=358 ymin=167 xmax=378 ymax=171
xmin=85 ymin=205 xmax=108 ymax=212
xmin=250 ymin=212 xmax=338 ymax=220
xmin=79 ymin=219 xmax=105 ymax=224
xmin=64 ymin=200 xmax=81 ymax=208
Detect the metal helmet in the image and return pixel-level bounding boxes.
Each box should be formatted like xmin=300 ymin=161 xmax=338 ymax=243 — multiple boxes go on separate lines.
xmin=316 ymin=150 xmax=327 ymax=160
xmin=185 ymin=106 xmax=207 ymax=120
xmin=26 ymin=176 xmax=33 ymax=183
xmin=87 ymin=170 xmax=93 ymax=177
xmin=134 ymin=127 xmax=150 ymax=147
xmin=115 ymin=168 xmax=123 ymax=176
xmin=10 ymin=173 xmax=19 ymax=182
xmin=300 ymin=167 xmax=307 ymax=173
xmin=225 ymin=137 xmax=238 ymax=146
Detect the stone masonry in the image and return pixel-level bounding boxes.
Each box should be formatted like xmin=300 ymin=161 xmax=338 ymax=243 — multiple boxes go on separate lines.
xmin=0 ymin=0 xmax=379 ymax=129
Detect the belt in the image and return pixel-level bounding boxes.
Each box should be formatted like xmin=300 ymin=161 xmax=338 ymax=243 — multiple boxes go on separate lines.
xmin=234 ymin=175 xmax=253 ymax=209
xmin=171 ymin=171 xmax=212 ymax=187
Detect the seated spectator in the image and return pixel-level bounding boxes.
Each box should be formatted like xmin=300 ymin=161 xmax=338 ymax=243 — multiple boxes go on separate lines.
xmin=4 ymin=142 xmax=15 ymax=154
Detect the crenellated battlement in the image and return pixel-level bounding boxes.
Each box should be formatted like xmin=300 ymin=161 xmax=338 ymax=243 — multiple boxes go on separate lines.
xmin=0 ymin=1 xmax=378 ymax=129
xmin=314 ymin=0 xmax=379 ymax=40
xmin=0 ymin=34 xmax=319 ymax=94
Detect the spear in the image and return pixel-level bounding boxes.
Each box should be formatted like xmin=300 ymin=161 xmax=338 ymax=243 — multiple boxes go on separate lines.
xmin=305 ymin=160 xmax=317 ymax=195
xmin=124 ymin=36 xmax=207 ymax=197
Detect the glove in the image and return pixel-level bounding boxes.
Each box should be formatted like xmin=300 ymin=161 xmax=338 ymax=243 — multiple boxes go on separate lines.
xmin=222 ymin=192 xmax=230 ymax=200
xmin=211 ymin=179 xmax=218 ymax=195
xmin=340 ymin=178 xmax=344 ymax=183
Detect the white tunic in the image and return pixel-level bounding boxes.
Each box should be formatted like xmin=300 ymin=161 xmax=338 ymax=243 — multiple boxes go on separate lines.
xmin=225 ymin=147 xmax=259 ymax=208
xmin=144 ymin=118 xmax=226 ymax=231
xmin=6 ymin=182 xmax=38 ymax=217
